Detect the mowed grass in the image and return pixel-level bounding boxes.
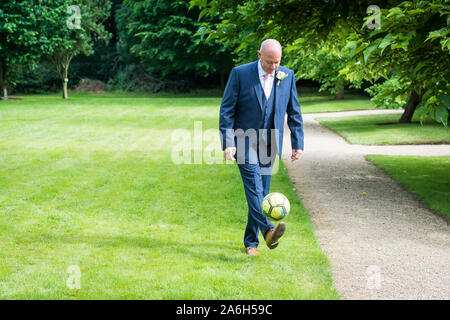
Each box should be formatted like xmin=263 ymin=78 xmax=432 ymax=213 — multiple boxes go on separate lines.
xmin=366 ymin=155 xmax=450 ymax=220
xmin=298 ymin=91 xmax=378 ymax=114
xmin=61 ymin=88 xmax=377 ymax=115
xmin=0 ymin=93 xmax=338 ymax=299
xmin=316 ymin=113 xmax=450 ymax=145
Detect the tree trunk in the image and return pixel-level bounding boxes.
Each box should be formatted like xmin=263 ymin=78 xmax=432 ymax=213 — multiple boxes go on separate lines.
xmin=333 ymin=79 xmax=345 ymax=100
xmin=334 ymin=87 xmax=345 ymax=100
xmin=62 ymin=81 xmax=68 ymax=99
xmin=399 ymin=89 xmax=421 ymax=123
xmin=0 ymin=60 xmax=8 ymax=100
xmin=62 ymin=65 xmax=69 ymax=99
xmin=51 ymin=52 xmax=73 ymax=99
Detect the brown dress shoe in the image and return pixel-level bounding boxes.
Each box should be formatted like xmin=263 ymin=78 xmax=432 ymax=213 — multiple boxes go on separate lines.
xmin=265 ymin=222 xmax=286 ymax=249
xmin=245 ymin=247 xmax=260 ymax=256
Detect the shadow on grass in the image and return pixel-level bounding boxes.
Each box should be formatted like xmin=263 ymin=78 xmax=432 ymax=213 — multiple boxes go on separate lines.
xmin=17 ymin=232 xmax=250 ymax=264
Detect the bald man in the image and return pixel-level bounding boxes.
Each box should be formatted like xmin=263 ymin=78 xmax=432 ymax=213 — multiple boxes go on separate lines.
xmin=219 ymin=39 xmax=304 ymax=256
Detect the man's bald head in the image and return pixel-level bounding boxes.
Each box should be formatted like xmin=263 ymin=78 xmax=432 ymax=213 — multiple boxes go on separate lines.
xmin=257 ymin=39 xmax=282 ymax=74
xmin=259 ymin=39 xmax=282 ymax=55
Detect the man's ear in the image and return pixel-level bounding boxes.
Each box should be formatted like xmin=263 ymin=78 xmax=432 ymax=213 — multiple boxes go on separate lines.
xmin=257 ymin=50 xmax=261 ymax=59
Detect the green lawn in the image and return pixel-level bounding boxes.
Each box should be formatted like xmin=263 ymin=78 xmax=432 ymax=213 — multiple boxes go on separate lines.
xmin=316 ymin=113 xmax=450 ymax=145
xmin=299 ymin=91 xmax=378 ymax=114
xmin=59 ymin=87 xmax=378 ymax=115
xmin=0 ymin=93 xmax=338 ymax=299
xmin=366 ymin=155 xmax=450 ymax=220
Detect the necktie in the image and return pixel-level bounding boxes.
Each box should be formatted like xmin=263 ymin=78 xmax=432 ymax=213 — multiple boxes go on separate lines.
xmin=263 ymin=73 xmax=270 ymax=100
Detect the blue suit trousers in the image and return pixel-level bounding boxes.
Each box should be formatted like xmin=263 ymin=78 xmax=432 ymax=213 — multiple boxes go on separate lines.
xmin=237 ymin=161 xmax=275 ymax=248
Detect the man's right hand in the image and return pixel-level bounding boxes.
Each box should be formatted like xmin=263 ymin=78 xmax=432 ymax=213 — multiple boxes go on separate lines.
xmin=224 ymin=147 xmax=237 ymax=162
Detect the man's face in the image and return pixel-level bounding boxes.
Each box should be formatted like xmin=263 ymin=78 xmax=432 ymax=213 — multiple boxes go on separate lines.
xmin=258 ymin=47 xmax=282 ymax=74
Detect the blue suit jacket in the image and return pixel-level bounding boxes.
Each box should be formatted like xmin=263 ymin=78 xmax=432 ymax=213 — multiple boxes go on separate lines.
xmin=219 ymin=60 xmax=304 ymax=159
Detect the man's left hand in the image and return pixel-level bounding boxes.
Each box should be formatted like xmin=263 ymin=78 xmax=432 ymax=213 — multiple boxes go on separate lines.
xmin=291 ymin=149 xmax=303 ymax=162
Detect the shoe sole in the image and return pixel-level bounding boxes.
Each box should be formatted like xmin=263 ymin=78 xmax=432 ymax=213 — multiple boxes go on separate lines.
xmin=268 ymin=222 xmax=286 ymax=250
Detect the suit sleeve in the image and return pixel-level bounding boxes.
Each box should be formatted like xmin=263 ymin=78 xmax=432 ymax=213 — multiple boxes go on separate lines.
xmin=286 ymin=71 xmax=304 ymax=150
xmin=219 ymin=67 xmax=239 ymax=150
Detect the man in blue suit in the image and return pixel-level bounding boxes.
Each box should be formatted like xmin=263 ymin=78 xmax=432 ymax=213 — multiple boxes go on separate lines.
xmin=219 ymin=39 xmax=304 ymax=256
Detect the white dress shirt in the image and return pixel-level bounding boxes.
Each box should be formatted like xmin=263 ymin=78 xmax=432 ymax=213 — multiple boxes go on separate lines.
xmin=257 ymin=59 xmax=274 ymax=100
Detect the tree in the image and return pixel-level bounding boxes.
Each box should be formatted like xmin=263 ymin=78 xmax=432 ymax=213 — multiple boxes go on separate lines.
xmin=284 ymin=24 xmax=359 ymax=99
xmin=190 ymin=0 xmax=400 ymax=94
xmin=343 ymin=0 xmax=450 ymax=125
xmin=118 ymin=0 xmax=233 ymax=88
xmin=43 ymin=0 xmax=112 ymax=99
xmin=190 ymin=0 xmax=384 ymax=61
xmin=194 ymin=0 xmax=449 ymax=125
xmin=0 ymin=1 xmax=53 ymax=99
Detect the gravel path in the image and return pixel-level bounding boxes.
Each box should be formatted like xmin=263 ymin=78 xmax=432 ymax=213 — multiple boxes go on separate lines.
xmin=282 ymin=109 xmax=450 ymax=300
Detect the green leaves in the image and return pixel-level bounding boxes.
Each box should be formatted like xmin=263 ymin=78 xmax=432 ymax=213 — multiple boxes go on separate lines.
xmin=2 ymin=22 xmax=16 ymax=33
xmin=346 ymin=0 xmax=450 ymax=125
xmin=379 ymin=33 xmax=394 ymax=55
xmin=438 ymin=93 xmax=450 ymax=109
xmin=425 ymin=27 xmax=450 ymax=51
xmin=117 ymin=0 xmax=233 ymax=78
xmin=386 ymin=6 xmax=404 ymax=18
xmin=345 ymin=41 xmax=357 ymax=58
xmin=363 ymin=42 xmax=378 ymax=64
xmin=437 ymin=93 xmax=450 ymax=127
xmin=433 ymin=102 xmax=449 ymax=127
xmin=427 ymin=27 xmax=449 ymax=41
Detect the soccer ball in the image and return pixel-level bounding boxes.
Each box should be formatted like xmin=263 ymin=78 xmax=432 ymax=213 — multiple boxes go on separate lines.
xmin=262 ymin=192 xmax=290 ymax=221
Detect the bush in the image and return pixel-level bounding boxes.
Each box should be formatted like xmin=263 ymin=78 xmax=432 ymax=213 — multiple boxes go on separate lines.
xmin=107 ymin=64 xmax=190 ymax=93
xmin=365 ymin=77 xmax=409 ymax=109
xmin=9 ymin=62 xmax=60 ymax=94
xmin=72 ymin=78 xmax=107 ymax=93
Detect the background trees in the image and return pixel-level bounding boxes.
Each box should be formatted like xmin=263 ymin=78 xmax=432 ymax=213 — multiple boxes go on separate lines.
xmin=284 ymin=25 xmax=355 ymax=100
xmin=0 ymin=1 xmax=53 ymax=99
xmin=1 ymin=0 xmax=448 ymax=125
xmin=0 ymin=0 xmax=111 ymax=99
xmin=44 ymin=0 xmax=112 ymax=99
xmin=191 ymin=0 xmax=449 ymax=125
xmin=343 ymin=0 xmax=450 ymax=125
xmin=115 ymin=0 xmax=234 ymax=91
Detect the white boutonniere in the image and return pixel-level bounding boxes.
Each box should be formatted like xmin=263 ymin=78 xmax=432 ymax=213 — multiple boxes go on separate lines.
xmin=276 ymin=71 xmax=288 ymax=87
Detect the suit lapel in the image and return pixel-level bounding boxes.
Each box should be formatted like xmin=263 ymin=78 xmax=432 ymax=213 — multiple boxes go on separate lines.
xmin=274 ymin=69 xmax=280 ymax=113
xmin=252 ymin=61 xmax=264 ymax=114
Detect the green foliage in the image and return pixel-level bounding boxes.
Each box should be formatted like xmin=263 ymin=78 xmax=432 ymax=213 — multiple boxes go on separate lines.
xmin=106 ymin=64 xmax=190 ymax=93
xmin=0 ymin=1 xmax=53 ymax=65
xmin=284 ymin=25 xmax=358 ymax=96
xmin=0 ymin=1 xmax=57 ymax=96
xmin=190 ymin=0 xmax=384 ymax=63
xmin=43 ymin=0 xmax=112 ymax=72
xmin=343 ymin=0 xmax=450 ymax=126
xmin=364 ymin=77 xmax=409 ymax=109
xmin=0 ymin=0 xmax=112 ymax=98
xmin=4 ymin=0 xmax=449 ymax=110
xmin=193 ymin=0 xmax=449 ymax=125
xmin=42 ymin=0 xmax=112 ymax=98
xmin=117 ymin=0 xmax=233 ymax=78
xmin=9 ymin=62 xmax=60 ymax=94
